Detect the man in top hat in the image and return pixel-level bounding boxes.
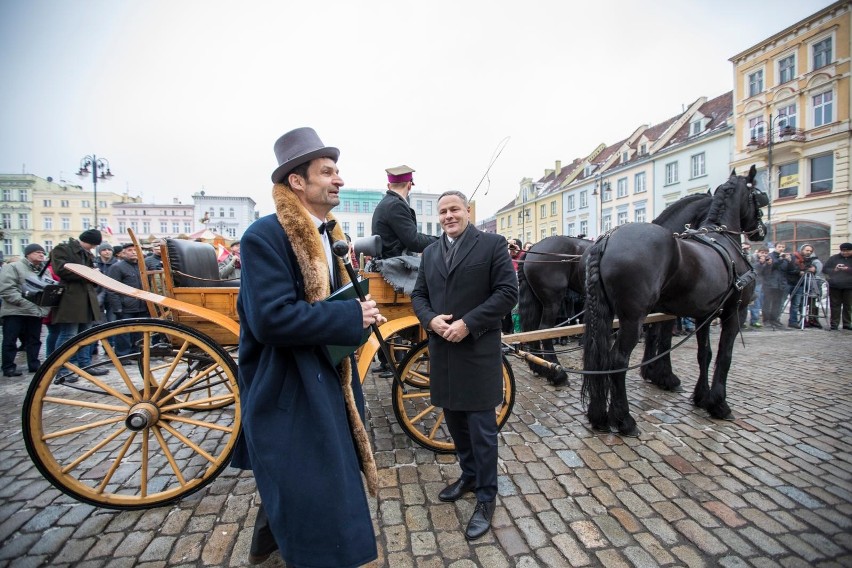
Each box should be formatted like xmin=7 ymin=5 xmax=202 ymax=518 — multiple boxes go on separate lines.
xmin=0 ymin=243 xmax=52 ymax=376
xmin=371 ymin=164 xmax=438 ymax=259
xmin=230 ymin=127 xmax=382 ymax=567
xmin=49 ymin=230 xmax=108 ymax=380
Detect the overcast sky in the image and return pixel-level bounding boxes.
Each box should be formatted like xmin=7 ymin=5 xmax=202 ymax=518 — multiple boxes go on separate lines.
xmin=0 ymin=0 xmax=833 ymax=220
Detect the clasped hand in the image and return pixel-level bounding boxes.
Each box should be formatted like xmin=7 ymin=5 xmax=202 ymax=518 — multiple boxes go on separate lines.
xmin=429 ymin=314 xmax=469 ymax=343
xmin=359 ymin=294 xmax=386 ymax=329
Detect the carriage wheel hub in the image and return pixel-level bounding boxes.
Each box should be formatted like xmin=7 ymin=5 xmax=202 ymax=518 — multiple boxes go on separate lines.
xmin=125 ymin=402 xmax=161 ymax=431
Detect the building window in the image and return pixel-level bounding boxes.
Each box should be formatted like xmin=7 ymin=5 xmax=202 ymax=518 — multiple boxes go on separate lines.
xmin=665 ymin=162 xmax=679 ymax=185
xmin=99 ymin=201 xmax=107 ymax=210
xmin=551 ymin=202 xmax=557 ymax=216
xmin=357 ymin=222 xmax=364 ymax=237
xmin=426 ymin=201 xmax=433 ymax=215
xmin=540 ymin=204 xmax=546 ymax=218
xmin=617 ymin=211 xmax=628 ymax=226
xmin=690 ymin=153 xmax=706 ymax=178
xmin=353 ymin=202 xmax=360 ymax=214
xmin=119 ymin=221 xmax=126 ymax=233
xmin=129 ymin=221 xmax=138 ymax=232
xmin=183 ymin=222 xmax=191 ymax=233
xmin=415 ymin=200 xmax=423 ymax=215
xmin=1 ymin=189 xmax=11 ymax=201
xmin=19 ymin=190 xmax=28 ymax=202
xmin=813 ymin=37 xmax=832 ymax=70
xmin=771 ymin=220 xmax=830 ymax=260
xmin=579 ymin=220 xmax=588 ymax=235
xmin=44 ymin=240 xmax=53 ymax=252
xmin=616 ymin=178 xmax=627 ymax=198
xmin=43 ymin=217 xmax=53 ymax=230
xmin=634 ymin=172 xmax=646 ymax=193
xmin=82 ymin=218 xmax=92 ymax=230
xmin=341 ymin=201 xmax=350 ymax=213
xmin=749 ymin=116 xmax=765 ymax=142
xmin=99 ymin=217 xmax=108 ymax=230
xmin=81 ymin=200 xmax=90 ymax=209
xmin=18 ymin=214 xmax=29 ymax=229
xmin=602 ymin=182 xmax=612 ymax=202
xmin=61 ymin=217 xmax=70 ymax=230
xmin=342 ymin=222 xmax=350 ymax=234
xmin=813 ymin=91 xmax=833 ymax=127
xmin=540 ymin=228 xmax=546 ymax=240
xmin=160 ymin=222 xmax=168 ymax=232
xmin=748 ymin=70 xmax=763 ymax=97
xmin=142 ymin=222 xmax=150 ymax=233
xmin=639 ymin=143 xmax=647 ymax=155
xmin=229 ymin=207 xmax=235 ymax=218
xmin=172 ymin=222 xmax=180 ymax=233
xmin=777 ymin=162 xmax=799 ymax=199
xmin=426 ymin=222 xmax=432 ymax=235
xmin=810 ymin=154 xmax=833 ymax=194
xmin=602 ymin=214 xmax=612 ymax=232
xmin=3 ymin=239 xmax=11 ymax=256
xmin=621 ymin=151 xmax=628 ymax=164
xmin=61 ymin=200 xmax=69 ymax=208
xmin=778 ymin=104 xmax=797 ymax=130
xmin=635 ymin=207 xmax=646 ymax=223
xmin=579 ymin=191 xmax=588 ymax=208
xmin=219 ymin=207 xmax=224 ymax=218
xmin=778 ymin=55 xmax=795 ymax=84
xmin=1 ymin=214 xmax=10 ymax=229
xmin=43 ymin=199 xmax=52 ymax=207
xmin=689 ymin=120 xmax=703 ymax=136
xmin=507 ymin=215 xmax=512 ymax=227
xmin=567 ymin=195 xmax=575 ymax=211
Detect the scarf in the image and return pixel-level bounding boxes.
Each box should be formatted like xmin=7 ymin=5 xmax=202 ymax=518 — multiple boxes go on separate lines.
xmin=272 ymin=184 xmax=378 ymax=497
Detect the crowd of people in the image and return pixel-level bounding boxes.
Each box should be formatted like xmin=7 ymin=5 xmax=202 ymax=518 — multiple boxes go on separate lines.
xmin=748 ymin=240 xmax=851 ymax=331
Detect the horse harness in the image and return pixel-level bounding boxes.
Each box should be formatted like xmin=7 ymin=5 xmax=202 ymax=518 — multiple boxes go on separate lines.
xmin=676 ymin=226 xmax=756 ymax=294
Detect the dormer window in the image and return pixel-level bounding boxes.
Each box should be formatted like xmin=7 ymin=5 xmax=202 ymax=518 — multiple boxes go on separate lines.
xmin=639 ymin=144 xmax=647 ymax=155
xmin=690 ymin=120 xmax=704 ymax=136
xmin=584 ymin=165 xmax=593 ymax=177
xmin=621 ymin=151 xmax=629 ymax=164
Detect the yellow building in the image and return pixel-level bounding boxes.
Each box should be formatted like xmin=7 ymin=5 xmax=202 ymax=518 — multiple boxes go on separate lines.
xmin=731 ymin=0 xmax=851 ymax=258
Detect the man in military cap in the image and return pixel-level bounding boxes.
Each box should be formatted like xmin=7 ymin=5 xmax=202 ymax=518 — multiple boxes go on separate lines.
xmin=371 ymin=165 xmax=438 ymax=259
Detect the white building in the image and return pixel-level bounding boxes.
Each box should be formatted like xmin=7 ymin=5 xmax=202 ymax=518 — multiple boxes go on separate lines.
xmin=192 ymin=191 xmax=258 ymax=240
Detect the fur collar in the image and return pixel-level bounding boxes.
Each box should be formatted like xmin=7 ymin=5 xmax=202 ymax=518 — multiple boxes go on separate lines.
xmin=271 ymin=183 xmax=377 ymax=497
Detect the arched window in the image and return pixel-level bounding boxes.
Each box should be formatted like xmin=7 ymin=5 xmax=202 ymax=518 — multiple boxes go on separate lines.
xmin=769 ymin=220 xmax=831 ymax=260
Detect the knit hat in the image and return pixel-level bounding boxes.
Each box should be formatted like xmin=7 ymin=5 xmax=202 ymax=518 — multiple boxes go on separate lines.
xmin=97 ymin=242 xmax=113 ymax=253
xmin=79 ymin=229 xmax=103 ymax=246
xmin=24 ymin=243 xmax=45 ymax=256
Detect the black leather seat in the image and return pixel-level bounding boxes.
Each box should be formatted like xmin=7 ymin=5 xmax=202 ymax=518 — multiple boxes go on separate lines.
xmin=166 ymin=238 xmax=239 ymax=288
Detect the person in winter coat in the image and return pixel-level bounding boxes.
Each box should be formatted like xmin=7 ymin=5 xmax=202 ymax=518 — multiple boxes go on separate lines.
xmin=49 ymin=230 xmax=108 ymax=380
xmin=757 ymin=242 xmax=794 ymax=329
xmin=106 ymin=244 xmax=149 ymax=356
xmin=370 ymin=165 xmax=438 ymax=258
xmin=823 ymin=242 xmax=852 ymax=330
xmin=231 ymin=127 xmax=383 ymax=567
xmin=0 ymin=244 xmax=51 ymax=376
xmin=411 ymin=190 xmax=518 ymax=541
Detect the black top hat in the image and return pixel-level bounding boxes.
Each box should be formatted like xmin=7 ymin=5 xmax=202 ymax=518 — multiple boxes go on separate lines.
xmin=271 ymin=127 xmax=339 ymax=184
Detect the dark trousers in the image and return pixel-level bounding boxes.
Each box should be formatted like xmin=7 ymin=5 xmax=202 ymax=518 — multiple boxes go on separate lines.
xmin=444 ymin=408 xmax=498 ymax=502
xmin=762 ymin=287 xmax=785 ymax=324
xmin=2 ymin=315 xmax=43 ymax=373
xmin=828 ymin=287 xmax=852 ymax=328
xmin=114 ymin=312 xmax=148 ymax=356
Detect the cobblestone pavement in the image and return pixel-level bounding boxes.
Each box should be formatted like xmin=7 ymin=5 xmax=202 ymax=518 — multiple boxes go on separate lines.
xmin=0 ymin=326 xmax=850 ymax=567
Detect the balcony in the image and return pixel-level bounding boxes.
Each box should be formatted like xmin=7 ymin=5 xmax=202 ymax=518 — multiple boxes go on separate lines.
xmin=746 ymin=127 xmax=807 ymax=151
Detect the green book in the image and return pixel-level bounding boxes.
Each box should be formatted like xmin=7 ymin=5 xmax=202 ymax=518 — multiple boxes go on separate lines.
xmin=325 ymin=277 xmax=371 ymax=365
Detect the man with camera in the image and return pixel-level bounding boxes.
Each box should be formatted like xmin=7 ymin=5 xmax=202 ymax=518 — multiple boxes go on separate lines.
xmin=756 ymin=243 xmax=794 ymax=330
xmin=823 ymin=242 xmax=852 ymax=330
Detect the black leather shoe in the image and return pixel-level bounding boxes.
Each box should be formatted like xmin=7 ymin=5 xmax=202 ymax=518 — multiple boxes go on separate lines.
xmin=3 ymin=370 xmax=23 ymax=377
xmin=378 ymin=370 xmax=395 ymax=378
xmin=465 ymin=499 xmax=496 ymax=541
xmin=439 ymin=477 xmax=476 ymax=502
xmin=248 ymin=506 xmax=278 ymax=565
xmin=86 ymin=367 xmax=110 ymax=376
xmin=53 ymin=373 xmax=78 ymax=384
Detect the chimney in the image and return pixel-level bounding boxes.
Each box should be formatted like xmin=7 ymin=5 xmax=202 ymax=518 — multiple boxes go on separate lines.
xmin=555 ymin=160 xmax=562 ymax=177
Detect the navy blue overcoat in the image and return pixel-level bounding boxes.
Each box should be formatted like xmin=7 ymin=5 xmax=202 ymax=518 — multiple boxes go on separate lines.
xmin=232 ymin=213 xmax=377 ymax=568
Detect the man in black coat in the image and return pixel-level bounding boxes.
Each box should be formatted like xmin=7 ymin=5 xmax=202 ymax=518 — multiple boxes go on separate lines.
xmin=371 ymin=165 xmax=437 ymax=258
xmin=411 ymin=190 xmax=518 ymax=541
xmin=106 ymin=245 xmax=149 ymax=356
xmin=823 ymin=242 xmax=852 ymax=330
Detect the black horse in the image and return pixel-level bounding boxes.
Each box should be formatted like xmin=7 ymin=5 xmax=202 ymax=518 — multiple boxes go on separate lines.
xmin=518 ymin=193 xmax=713 ymax=387
xmin=582 ymin=166 xmax=766 ymax=436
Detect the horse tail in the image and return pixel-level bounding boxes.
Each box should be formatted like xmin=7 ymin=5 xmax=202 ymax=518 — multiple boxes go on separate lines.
xmin=582 ymin=237 xmax=613 ymax=407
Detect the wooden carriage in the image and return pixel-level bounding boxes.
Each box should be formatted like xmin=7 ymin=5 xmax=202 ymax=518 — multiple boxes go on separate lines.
xmin=21 ymin=232 xmax=518 ymax=510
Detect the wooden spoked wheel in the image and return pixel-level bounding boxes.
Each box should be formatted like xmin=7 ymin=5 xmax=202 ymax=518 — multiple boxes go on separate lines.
xmin=22 ymin=319 xmax=239 ymax=510
xmin=391 ymin=341 xmax=515 ymax=453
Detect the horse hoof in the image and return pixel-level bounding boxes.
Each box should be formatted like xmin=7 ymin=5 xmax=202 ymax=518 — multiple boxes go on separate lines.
xmin=619 ymin=426 xmax=641 ymax=438
xmin=549 ymin=372 xmax=569 ymax=388
xmin=669 ymin=385 xmax=685 ymax=393
xmin=591 ymin=424 xmax=612 ymax=433
xmin=721 ymin=412 xmax=735 ymax=421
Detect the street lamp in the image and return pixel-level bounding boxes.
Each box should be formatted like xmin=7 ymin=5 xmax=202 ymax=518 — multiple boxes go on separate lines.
xmin=518 ymin=208 xmax=530 ymax=243
xmin=747 ymin=113 xmax=783 ymax=229
xmin=76 ymin=155 xmax=114 ymax=231
xmin=592 ymin=172 xmax=610 ymax=237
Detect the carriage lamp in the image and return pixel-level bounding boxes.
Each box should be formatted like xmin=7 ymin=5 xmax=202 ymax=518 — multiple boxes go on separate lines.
xmin=77 ymin=155 xmax=114 ymax=232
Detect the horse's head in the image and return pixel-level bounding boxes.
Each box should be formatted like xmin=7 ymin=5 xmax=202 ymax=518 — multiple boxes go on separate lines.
xmin=707 ymin=165 xmax=767 ymax=240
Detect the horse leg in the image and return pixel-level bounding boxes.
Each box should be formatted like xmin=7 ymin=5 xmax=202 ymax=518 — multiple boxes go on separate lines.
xmin=691 ymin=324 xmax=713 ymax=409
xmin=653 ymin=321 xmax=683 ymax=392
xmin=540 ymin=303 xmax=569 ymax=387
xmin=639 ymin=323 xmax=660 ymax=382
xmin=703 ymin=314 xmax=738 ymax=420
xmin=608 ymin=323 xmax=641 ymax=437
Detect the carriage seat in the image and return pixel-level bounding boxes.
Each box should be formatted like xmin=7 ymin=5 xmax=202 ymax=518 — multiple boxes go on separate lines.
xmin=165 ymin=238 xmax=240 ymax=288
